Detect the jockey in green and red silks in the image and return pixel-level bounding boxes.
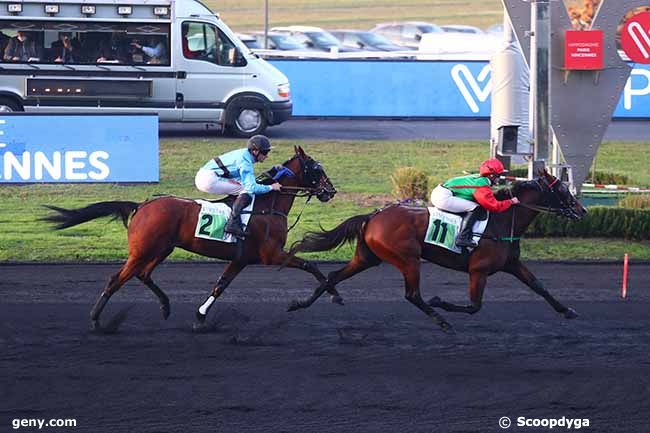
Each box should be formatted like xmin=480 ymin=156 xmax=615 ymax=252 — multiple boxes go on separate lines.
xmin=431 ymin=158 xmax=520 ymax=248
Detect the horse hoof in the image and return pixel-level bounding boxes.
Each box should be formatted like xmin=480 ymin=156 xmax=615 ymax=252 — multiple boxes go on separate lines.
xmin=287 ymin=300 xmax=302 ymax=312
xmin=90 ymin=320 xmax=101 ymax=332
xmin=192 ymin=321 xmax=209 ymax=333
xmin=331 ymin=294 xmax=345 ymax=306
xmin=563 ymin=308 xmax=578 ymax=319
xmin=428 ymin=296 xmax=442 ymax=306
xmin=162 ymin=305 xmax=171 ymax=320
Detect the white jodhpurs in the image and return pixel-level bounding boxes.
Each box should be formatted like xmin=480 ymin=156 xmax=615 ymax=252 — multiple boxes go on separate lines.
xmin=430 ymin=184 xmax=478 ymax=213
xmin=195 ymin=169 xmax=244 ymax=195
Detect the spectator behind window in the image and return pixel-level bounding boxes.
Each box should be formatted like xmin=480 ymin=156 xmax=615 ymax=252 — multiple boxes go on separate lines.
xmin=182 ymin=26 xmax=201 ymax=59
xmin=131 ymin=36 xmax=167 ymax=64
xmin=51 ymin=32 xmax=80 ymax=63
xmin=3 ymin=31 xmax=41 ymax=62
xmin=95 ymin=38 xmax=120 ymax=63
xmin=0 ymin=31 xmax=9 ymax=58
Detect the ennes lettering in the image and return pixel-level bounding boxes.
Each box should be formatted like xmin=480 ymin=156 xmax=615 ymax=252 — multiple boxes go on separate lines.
xmin=1 ymin=150 xmax=110 ymax=181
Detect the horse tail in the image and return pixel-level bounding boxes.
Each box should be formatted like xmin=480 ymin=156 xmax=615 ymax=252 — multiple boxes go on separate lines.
xmin=42 ymin=201 xmax=141 ymax=230
xmin=290 ymin=213 xmax=374 ymax=255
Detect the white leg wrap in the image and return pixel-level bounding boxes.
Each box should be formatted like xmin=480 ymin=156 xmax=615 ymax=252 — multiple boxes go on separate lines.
xmin=198 ymin=296 xmax=216 ymax=315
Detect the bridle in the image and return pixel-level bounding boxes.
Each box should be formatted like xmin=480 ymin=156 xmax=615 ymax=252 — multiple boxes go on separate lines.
xmin=515 ymin=176 xmax=578 ymax=218
xmin=500 ymin=175 xmax=580 ymax=243
xmin=274 ymin=155 xmax=336 ymax=200
xmin=257 ymin=154 xmax=336 ymax=232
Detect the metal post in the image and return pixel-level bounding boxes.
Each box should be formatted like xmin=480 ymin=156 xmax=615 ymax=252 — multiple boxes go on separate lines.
xmin=264 ymin=0 xmax=269 ymax=49
xmin=530 ymin=0 xmax=551 ymax=175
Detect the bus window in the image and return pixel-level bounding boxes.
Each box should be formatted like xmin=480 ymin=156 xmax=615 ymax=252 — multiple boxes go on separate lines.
xmin=0 ymin=21 xmax=170 ymax=66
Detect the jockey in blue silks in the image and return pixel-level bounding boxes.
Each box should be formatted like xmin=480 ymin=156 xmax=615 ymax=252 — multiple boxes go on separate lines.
xmin=195 ymin=135 xmax=281 ymax=238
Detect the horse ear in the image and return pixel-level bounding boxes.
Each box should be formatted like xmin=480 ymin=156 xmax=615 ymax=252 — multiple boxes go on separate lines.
xmin=293 ymin=145 xmax=299 ymax=155
xmin=298 ymin=146 xmax=306 ymax=157
xmin=535 ymin=168 xmax=546 ymax=177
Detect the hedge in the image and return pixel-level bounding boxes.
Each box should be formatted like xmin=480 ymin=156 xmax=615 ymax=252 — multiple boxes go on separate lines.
xmin=508 ymin=168 xmax=629 ymax=185
xmin=526 ymin=206 xmax=650 ymax=240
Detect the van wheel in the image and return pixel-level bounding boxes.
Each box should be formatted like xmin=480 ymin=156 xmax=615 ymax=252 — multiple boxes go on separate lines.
xmin=0 ymin=97 xmax=21 ymax=112
xmin=227 ymin=107 xmax=267 ymax=138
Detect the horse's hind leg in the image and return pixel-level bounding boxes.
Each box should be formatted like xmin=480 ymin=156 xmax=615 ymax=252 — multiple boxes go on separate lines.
xmin=90 ymin=256 xmax=145 ymax=330
xmin=269 ymin=249 xmax=344 ymax=307
xmin=137 ymin=252 xmax=173 ymax=320
xmin=287 ymin=249 xmax=380 ymax=312
xmin=398 ymin=262 xmax=452 ymax=331
xmin=428 ymin=271 xmax=486 ymax=314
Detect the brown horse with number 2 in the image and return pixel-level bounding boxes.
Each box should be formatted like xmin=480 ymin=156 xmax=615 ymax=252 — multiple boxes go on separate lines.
xmin=44 ymin=146 xmax=341 ymax=332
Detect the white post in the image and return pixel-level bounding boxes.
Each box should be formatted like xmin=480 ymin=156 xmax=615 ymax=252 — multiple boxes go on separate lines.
xmin=530 ymin=0 xmax=551 ymax=175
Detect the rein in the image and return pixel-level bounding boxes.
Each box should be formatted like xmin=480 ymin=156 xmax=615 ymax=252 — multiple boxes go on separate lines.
xmin=250 ymin=159 xmax=327 ymax=233
xmin=516 ymin=202 xmax=565 ymax=215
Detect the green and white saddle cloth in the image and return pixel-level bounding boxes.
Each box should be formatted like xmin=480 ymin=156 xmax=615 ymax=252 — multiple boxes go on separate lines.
xmin=424 ymin=207 xmax=489 ymax=254
xmin=194 ymin=198 xmax=255 ymax=243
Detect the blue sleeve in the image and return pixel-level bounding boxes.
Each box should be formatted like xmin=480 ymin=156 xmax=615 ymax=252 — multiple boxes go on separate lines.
xmin=239 ymin=160 xmax=272 ymax=195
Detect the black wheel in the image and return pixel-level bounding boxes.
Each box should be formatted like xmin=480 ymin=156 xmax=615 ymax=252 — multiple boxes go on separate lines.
xmin=226 ymin=106 xmax=267 ymax=138
xmin=0 ymin=96 xmax=21 ymax=113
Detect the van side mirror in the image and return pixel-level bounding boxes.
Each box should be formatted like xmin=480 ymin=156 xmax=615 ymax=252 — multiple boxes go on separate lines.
xmin=415 ymin=34 xmax=422 ymax=42
xmin=357 ymin=41 xmax=365 ymax=48
xmin=234 ymin=49 xmax=247 ymax=66
xmin=305 ymin=41 xmax=314 ymax=48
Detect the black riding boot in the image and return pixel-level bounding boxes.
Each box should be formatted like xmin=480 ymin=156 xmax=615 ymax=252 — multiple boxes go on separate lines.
xmin=225 ymin=193 xmax=252 ymax=239
xmin=455 ymin=207 xmax=485 ymax=248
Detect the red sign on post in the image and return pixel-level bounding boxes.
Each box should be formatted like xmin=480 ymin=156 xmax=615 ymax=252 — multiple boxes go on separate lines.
xmin=621 ymin=11 xmax=650 ymax=64
xmin=565 ymin=30 xmax=604 ymax=70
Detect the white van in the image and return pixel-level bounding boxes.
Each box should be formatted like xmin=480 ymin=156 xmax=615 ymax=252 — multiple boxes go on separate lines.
xmin=0 ymin=0 xmax=292 ymax=136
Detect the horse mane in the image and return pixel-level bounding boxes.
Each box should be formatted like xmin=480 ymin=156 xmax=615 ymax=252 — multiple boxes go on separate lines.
xmin=493 ymin=179 xmax=540 ymax=200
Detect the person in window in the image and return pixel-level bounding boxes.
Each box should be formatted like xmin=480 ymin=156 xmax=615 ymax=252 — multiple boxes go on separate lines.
xmin=182 ymin=26 xmax=201 ymax=59
xmin=95 ymin=38 xmax=120 ymax=63
xmin=430 ymin=158 xmax=519 ymax=248
xmin=0 ymin=31 xmax=9 ymax=59
xmin=194 ymin=135 xmax=281 ymax=238
xmin=131 ymin=36 xmax=167 ymax=64
xmin=3 ymin=31 xmax=41 ymax=62
xmin=52 ymin=32 xmax=80 ymax=63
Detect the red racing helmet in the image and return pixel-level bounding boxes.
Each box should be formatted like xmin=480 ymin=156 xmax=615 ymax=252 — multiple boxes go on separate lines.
xmin=479 ymin=158 xmax=508 ymax=176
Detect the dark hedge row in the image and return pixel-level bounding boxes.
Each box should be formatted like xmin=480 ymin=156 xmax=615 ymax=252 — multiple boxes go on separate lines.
xmin=526 ymin=207 xmax=650 ymax=240
xmin=508 ymin=168 xmax=629 ymax=185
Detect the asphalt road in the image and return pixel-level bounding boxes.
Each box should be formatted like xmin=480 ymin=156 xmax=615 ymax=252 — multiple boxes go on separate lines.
xmin=2 ymin=261 xmax=649 ymax=433
xmin=160 ymin=119 xmax=650 ymax=141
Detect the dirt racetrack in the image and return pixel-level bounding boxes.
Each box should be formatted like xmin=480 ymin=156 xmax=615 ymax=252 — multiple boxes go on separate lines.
xmin=1 ymin=261 xmax=650 ymax=433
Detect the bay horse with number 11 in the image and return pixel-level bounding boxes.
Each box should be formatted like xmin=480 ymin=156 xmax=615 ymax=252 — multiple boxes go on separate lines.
xmin=287 ymin=170 xmax=587 ymax=331
xmin=44 ymin=146 xmax=341 ymax=331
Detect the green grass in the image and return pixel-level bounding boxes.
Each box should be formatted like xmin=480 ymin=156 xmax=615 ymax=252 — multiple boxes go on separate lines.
xmin=1 ymin=139 xmax=650 ymax=262
xmin=212 ymin=0 xmax=505 ymax=33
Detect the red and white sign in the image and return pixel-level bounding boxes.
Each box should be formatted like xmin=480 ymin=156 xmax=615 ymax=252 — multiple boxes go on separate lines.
xmin=564 ymin=30 xmax=604 ymax=70
xmin=621 ymin=11 xmax=650 ymax=64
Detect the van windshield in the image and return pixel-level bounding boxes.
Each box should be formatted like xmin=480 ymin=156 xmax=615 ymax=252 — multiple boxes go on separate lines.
xmin=0 ymin=20 xmax=170 ymax=66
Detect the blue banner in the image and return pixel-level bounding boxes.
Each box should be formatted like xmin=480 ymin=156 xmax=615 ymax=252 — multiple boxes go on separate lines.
xmin=270 ymin=60 xmax=650 ymax=118
xmin=0 ymin=114 xmax=158 ymax=183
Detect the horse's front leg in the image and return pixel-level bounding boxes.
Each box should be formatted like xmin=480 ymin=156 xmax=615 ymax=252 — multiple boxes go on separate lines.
xmin=504 ymin=260 xmax=577 ymax=319
xmin=428 ymin=271 xmax=486 ymax=314
xmin=269 ymin=250 xmax=344 ymax=308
